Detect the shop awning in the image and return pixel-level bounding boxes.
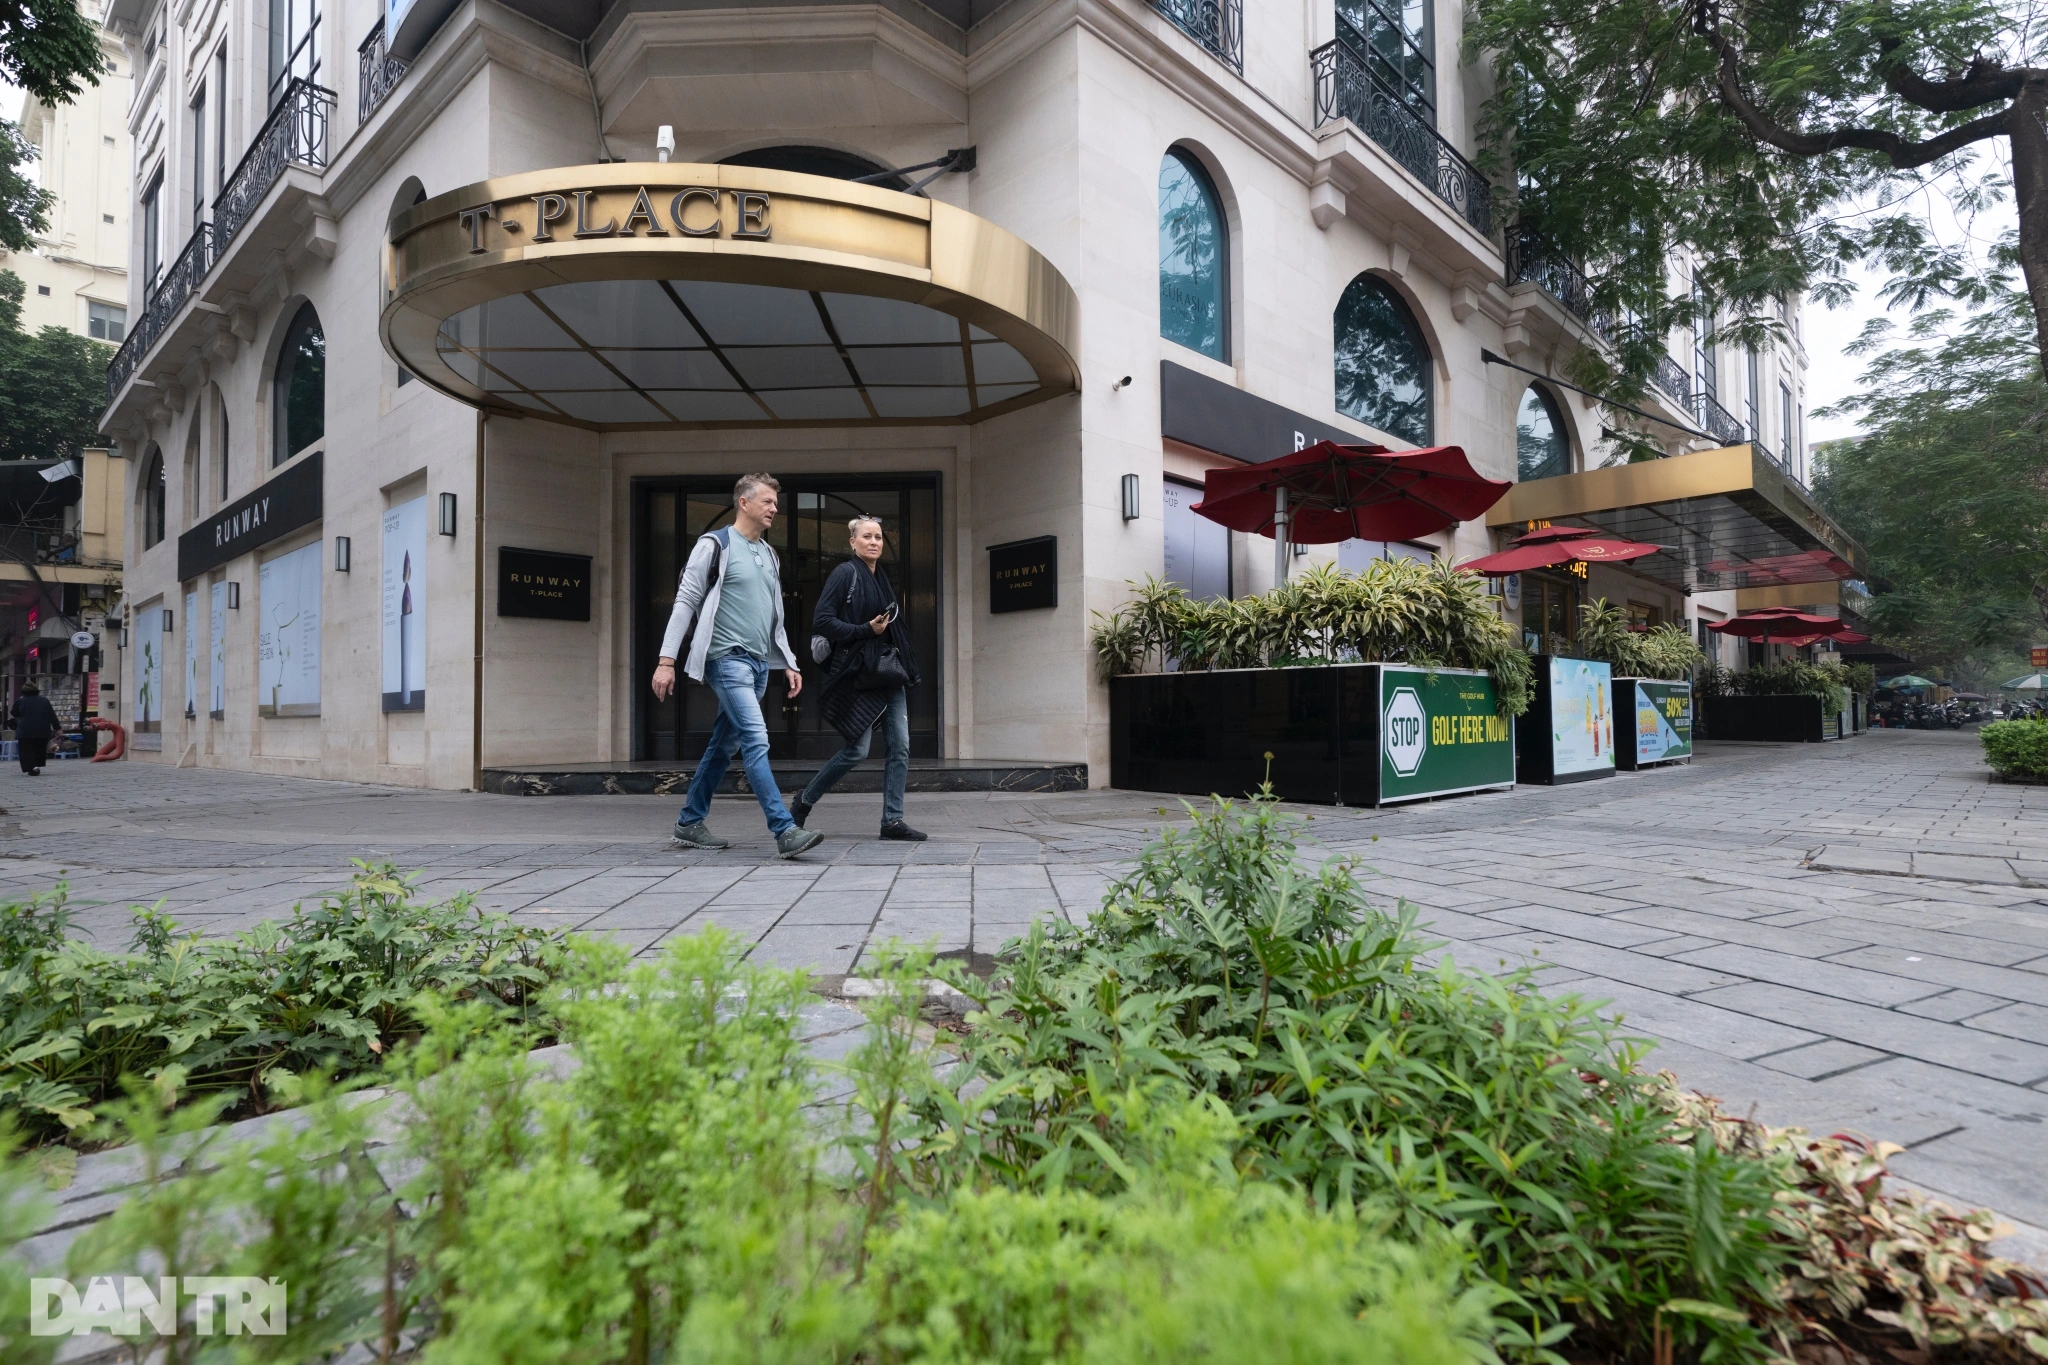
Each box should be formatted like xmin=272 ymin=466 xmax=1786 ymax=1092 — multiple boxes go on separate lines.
xmin=382 ymin=165 xmax=1080 ymax=431
xmin=1484 ymin=444 xmax=1867 ymax=592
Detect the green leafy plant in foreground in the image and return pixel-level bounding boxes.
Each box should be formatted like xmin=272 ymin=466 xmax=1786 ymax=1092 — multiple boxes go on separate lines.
xmin=1981 ymin=719 xmax=2048 ymax=779
xmin=0 ymin=861 xmax=565 ymax=1143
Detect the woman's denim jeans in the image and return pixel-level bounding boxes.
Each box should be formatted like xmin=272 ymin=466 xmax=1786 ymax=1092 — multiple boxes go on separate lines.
xmin=678 ymin=651 xmax=795 ymax=835
xmin=801 ymin=686 xmax=909 ymax=825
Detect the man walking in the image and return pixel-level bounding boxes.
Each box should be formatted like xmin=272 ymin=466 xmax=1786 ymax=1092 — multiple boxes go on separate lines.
xmin=12 ymin=683 xmax=58 ymax=775
xmin=651 ymin=473 xmax=824 ymax=858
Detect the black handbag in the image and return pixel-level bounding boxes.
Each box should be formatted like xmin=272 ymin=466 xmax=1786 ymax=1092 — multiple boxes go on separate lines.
xmin=859 ymin=645 xmax=912 ymax=691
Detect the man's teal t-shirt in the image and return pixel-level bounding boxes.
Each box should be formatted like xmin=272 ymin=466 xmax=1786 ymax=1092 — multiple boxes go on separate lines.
xmin=709 ymin=531 xmax=779 ymax=662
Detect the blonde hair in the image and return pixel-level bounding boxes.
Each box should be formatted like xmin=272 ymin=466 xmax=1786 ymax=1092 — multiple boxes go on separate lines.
xmin=847 ymin=515 xmax=883 ymax=538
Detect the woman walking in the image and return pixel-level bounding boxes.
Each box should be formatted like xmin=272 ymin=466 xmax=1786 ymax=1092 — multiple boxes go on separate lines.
xmin=791 ymin=516 xmax=925 ymax=840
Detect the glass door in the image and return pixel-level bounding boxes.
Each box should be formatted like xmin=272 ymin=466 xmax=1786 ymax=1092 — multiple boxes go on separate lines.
xmin=634 ymin=475 xmax=941 ymax=761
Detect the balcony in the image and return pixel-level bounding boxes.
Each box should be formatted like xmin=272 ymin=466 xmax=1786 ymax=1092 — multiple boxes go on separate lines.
xmin=107 ymin=223 xmax=208 ymax=400
xmin=1152 ymin=0 xmax=1242 ymax=73
xmin=104 ymin=79 xmax=335 ymax=407
xmin=1311 ymin=16 xmax=1491 ymax=236
xmin=359 ymin=20 xmax=407 ymax=123
xmin=1653 ymin=353 xmax=1690 ymax=405
xmin=1693 ymin=390 xmax=1744 ymax=445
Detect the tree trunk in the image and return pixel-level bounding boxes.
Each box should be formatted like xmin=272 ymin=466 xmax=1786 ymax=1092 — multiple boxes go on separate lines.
xmin=2009 ymin=79 xmax=2048 ymax=384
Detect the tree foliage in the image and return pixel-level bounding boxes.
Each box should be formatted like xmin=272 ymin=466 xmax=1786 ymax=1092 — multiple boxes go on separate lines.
xmin=0 ymin=0 xmax=107 ymax=249
xmin=1811 ymin=266 xmax=2048 ymax=673
xmin=1465 ymin=0 xmax=2048 ymax=393
xmin=0 ymin=269 xmax=114 ymax=459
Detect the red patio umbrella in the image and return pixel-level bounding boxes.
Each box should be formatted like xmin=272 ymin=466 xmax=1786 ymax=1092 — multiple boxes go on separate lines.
xmin=1708 ymin=611 xmax=1863 ymax=647
xmin=1191 ymin=440 xmax=1511 ymax=583
xmin=1512 ymin=524 xmax=1604 ymax=545
xmin=1460 ymin=537 xmax=1661 ymax=575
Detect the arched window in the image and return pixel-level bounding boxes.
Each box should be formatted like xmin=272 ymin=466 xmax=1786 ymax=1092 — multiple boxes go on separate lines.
xmin=273 ymin=303 xmax=325 ymax=466
xmin=1333 ymin=274 xmax=1431 ymax=445
xmin=1516 ymin=384 xmax=1570 ymax=481
xmin=142 ymin=448 xmax=166 ymax=548
xmin=1158 ymin=149 xmax=1227 ymax=361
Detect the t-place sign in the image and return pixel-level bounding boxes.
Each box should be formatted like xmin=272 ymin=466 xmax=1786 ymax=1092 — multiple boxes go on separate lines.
xmin=1384 ymin=686 xmax=1428 ymax=777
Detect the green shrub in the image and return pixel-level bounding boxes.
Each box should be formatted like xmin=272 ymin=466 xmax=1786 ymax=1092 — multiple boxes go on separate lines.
xmin=1092 ymin=560 xmax=1533 ymax=716
xmin=1730 ymin=660 xmax=1851 ymax=714
xmin=1574 ymin=599 xmax=1705 ymax=679
xmin=0 ymin=861 xmax=564 ymax=1143
xmin=1981 ymin=719 xmax=2048 ymax=778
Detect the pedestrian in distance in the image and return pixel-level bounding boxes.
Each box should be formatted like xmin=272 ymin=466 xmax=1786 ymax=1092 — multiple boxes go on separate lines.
xmin=790 ymin=515 xmax=926 ymax=841
xmin=12 ymin=683 xmax=58 ymax=776
xmin=651 ymin=473 xmax=825 ymax=859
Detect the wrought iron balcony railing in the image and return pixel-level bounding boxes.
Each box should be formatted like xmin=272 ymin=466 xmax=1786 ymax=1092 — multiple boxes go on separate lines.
xmin=1693 ymin=389 xmax=1745 ymax=444
xmin=1652 ymin=352 xmax=1691 ymax=405
xmin=1152 ymin=0 xmax=1242 ymax=74
xmin=106 ymin=224 xmax=209 ymax=402
xmin=1311 ymin=16 xmax=1492 ymax=236
xmin=106 ymin=79 xmax=335 ymax=405
xmin=1505 ymin=226 xmax=1592 ymax=320
xmin=359 ymin=20 xmax=407 ymax=123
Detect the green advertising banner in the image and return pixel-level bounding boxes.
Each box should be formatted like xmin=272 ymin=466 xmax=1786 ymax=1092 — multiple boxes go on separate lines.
xmin=1379 ymin=666 xmax=1516 ymax=804
xmin=1629 ymin=680 xmax=1693 ymax=764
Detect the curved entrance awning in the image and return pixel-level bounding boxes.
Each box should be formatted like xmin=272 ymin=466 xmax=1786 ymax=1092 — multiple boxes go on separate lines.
xmin=381 ymin=165 xmax=1079 ymax=430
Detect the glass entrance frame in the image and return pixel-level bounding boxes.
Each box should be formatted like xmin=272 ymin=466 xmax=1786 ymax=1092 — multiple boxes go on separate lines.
xmin=632 ymin=474 xmax=942 ymax=762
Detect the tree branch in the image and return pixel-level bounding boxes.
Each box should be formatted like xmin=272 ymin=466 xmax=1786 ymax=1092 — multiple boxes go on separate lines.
xmin=1690 ymin=2 xmax=2014 ymax=170
xmin=1877 ymin=42 xmax=2026 ymax=115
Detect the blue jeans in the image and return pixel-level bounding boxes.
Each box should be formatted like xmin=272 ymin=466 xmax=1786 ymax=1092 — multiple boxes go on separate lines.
xmin=801 ymin=686 xmax=909 ymax=826
xmin=678 ymin=652 xmax=794 ymax=835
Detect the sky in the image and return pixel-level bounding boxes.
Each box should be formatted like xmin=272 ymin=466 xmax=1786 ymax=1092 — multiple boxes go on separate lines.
xmin=1800 ymin=159 xmax=2020 ymax=445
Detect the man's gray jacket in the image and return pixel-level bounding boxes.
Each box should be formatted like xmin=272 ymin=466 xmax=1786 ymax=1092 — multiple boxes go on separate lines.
xmin=658 ymin=528 xmax=803 ymax=682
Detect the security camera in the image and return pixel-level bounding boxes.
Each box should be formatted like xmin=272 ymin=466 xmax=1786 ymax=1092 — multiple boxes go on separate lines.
xmin=655 ymin=126 xmax=675 ymax=163
xmin=1113 ymin=375 xmax=1133 ymax=390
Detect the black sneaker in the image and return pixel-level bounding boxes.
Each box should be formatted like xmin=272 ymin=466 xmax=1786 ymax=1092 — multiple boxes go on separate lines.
xmin=879 ymin=821 xmax=927 ymax=842
xmin=790 ymin=796 xmax=813 ymax=828
xmin=777 ymin=827 xmax=824 ymax=859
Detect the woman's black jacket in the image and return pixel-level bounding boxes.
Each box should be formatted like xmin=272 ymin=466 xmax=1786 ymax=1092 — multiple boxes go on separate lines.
xmin=811 ymin=559 xmax=919 ymax=743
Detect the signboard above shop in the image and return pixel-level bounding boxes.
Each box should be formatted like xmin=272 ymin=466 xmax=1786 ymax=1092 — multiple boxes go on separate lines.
xmin=1159 ymin=361 xmax=1369 ymax=465
xmin=177 ymin=452 xmax=323 ymax=583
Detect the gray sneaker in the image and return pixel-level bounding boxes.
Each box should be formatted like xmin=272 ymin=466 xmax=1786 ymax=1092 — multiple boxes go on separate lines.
xmin=776 ymin=826 xmax=824 ymax=859
xmin=672 ymin=821 xmax=729 ymax=850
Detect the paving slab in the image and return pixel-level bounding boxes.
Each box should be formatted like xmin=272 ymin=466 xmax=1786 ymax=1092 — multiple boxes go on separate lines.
xmin=7 ymin=729 xmax=2048 ymax=1246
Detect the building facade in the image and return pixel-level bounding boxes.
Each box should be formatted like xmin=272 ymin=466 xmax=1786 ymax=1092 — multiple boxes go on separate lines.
xmin=100 ymin=0 xmax=1852 ymax=786
xmin=8 ymin=1 xmax=134 ymax=343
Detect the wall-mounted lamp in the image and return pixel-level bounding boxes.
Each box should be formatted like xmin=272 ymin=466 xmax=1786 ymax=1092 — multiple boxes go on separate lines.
xmin=1293 ymin=539 xmax=1309 ymax=557
xmin=439 ymin=492 xmax=459 ymax=537
xmin=162 ymin=607 xmax=174 ymax=633
xmin=226 ymin=582 xmax=241 ymax=610
xmin=1120 ymin=473 xmax=1140 ymax=522
xmin=334 ymin=536 xmax=351 ymax=572
xmin=118 ymin=624 xmax=128 ymax=649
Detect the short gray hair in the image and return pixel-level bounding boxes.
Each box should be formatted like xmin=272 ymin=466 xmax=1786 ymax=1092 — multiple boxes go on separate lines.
xmin=734 ymin=472 xmax=781 ymax=503
xmin=847 ymin=515 xmax=883 ymax=538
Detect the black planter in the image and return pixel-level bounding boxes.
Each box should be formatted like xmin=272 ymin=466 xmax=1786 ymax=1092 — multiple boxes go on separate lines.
xmin=1703 ymin=694 xmax=1833 ymax=742
xmin=1108 ymin=664 xmax=1514 ymax=807
xmin=1612 ymin=677 xmax=1694 ymax=770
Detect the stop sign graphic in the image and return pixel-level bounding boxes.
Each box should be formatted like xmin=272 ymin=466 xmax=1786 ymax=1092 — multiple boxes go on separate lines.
xmin=1385 ymin=687 xmax=1428 ymax=777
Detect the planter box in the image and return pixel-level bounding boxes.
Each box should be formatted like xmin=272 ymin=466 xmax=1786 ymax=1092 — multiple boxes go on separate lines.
xmin=1108 ymin=663 xmax=1514 ymax=807
xmin=1614 ymin=677 xmax=1693 ymax=770
xmin=1517 ymin=656 xmax=1617 ymax=785
xmin=1703 ymin=694 xmax=1831 ymax=742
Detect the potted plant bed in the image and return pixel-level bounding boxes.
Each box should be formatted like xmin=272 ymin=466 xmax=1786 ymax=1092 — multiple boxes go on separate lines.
xmin=1109 ymin=664 xmax=1514 ymax=807
xmin=1703 ymin=693 xmax=1832 ymax=742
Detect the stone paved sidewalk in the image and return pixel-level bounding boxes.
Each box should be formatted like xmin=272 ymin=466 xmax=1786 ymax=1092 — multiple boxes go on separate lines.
xmin=4 ymin=729 xmax=2045 ymax=1251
